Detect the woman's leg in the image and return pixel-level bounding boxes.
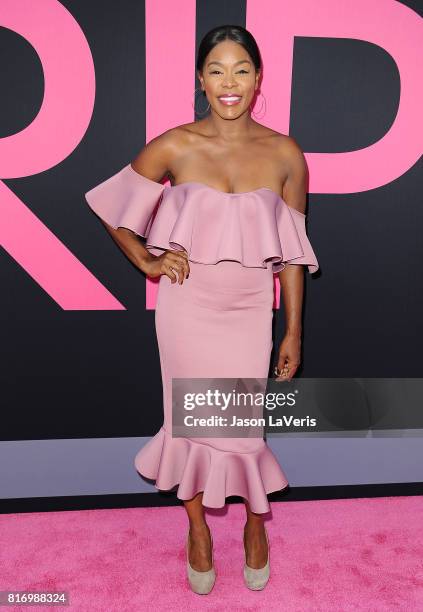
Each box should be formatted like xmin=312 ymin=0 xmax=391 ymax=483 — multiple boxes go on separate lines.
xmin=243 ymin=498 xmax=269 ymax=569
xmin=184 ymin=492 xmax=213 ymax=571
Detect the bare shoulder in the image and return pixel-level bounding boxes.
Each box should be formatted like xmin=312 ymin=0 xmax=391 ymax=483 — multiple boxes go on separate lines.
xmin=269 ymin=132 xmax=305 ymax=168
xmin=130 ymin=124 xmax=193 ymax=182
xmin=254 ymin=125 xmax=305 ymax=163
xmin=276 ymin=135 xmax=308 ymax=213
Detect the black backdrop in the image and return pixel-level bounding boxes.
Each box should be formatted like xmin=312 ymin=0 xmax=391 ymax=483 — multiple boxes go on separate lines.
xmin=2 ymin=0 xmax=422 ymax=444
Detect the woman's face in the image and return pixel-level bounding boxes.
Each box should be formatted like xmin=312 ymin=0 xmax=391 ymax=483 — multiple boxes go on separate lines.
xmin=198 ymin=40 xmax=260 ymax=118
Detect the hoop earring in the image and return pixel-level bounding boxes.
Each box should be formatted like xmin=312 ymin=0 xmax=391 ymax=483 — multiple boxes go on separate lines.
xmin=192 ymin=87 xmax=210 ymax=116
xmin=250 ymin=91 xmax=266 ymax=119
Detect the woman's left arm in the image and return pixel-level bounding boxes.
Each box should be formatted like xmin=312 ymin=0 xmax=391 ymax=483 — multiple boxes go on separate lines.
xmin=275 ymin=137 xmax=308 ymax=381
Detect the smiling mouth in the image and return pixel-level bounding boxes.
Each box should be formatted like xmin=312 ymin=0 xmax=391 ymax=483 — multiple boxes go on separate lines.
xmin=218 ymin=95 xmax=242 ymax=105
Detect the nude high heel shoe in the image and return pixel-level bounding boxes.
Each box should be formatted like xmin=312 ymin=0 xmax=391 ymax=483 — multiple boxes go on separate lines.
xmin=243 ymin=525 xmax=270 ymax=590
xmin=186 ymin=528 xmax=216 ymax=595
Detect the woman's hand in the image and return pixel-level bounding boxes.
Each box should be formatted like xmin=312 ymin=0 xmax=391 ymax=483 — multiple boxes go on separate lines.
xmin=274 ymin=332 xmax=302 ymax=381
xmin=141 ymin=249 xmax=190 ymax=284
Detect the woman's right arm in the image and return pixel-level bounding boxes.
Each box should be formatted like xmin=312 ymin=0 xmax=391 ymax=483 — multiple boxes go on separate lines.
xmin=90 ymin=131 xmax=190 ymax=284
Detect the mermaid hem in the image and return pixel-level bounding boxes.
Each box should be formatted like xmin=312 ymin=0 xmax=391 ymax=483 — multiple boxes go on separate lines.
xmin=134 ymin=426 xmax=289 ymax=514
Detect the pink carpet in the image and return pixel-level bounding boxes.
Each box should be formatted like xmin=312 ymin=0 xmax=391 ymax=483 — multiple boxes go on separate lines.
xmin=1 ymin=496 xmax=423 ymax=611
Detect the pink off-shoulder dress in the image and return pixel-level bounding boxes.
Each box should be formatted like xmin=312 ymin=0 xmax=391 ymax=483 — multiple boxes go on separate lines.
xmin=85 ymin=163 xmax=319 ymax=514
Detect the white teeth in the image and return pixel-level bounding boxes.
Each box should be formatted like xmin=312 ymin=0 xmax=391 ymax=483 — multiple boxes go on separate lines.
xmin=219 ymin=96 xmax=241 ymax=101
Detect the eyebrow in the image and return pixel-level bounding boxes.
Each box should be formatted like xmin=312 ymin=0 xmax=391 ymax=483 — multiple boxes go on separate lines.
xmin=206 ymin=59 xmax=251 ymax=67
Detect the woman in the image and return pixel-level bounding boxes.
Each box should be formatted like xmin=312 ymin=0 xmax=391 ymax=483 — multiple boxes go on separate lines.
xmin=85 ymin=25 xmax=319 ymax=595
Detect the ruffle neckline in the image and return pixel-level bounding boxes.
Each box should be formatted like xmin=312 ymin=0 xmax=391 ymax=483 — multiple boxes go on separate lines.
xmin=145 ymin=180 xmax=319 ymax=274
xmin=85 ymin=164 xmax=319 ymax=274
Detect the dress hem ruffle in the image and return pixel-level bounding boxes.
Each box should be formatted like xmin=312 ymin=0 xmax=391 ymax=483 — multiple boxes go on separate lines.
xmin=134 ymin=426 xmax=289 ymax=514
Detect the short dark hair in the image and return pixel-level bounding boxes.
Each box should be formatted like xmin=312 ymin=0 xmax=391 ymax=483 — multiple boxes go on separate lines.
xmin=196 ymin=25 xmax=262 ymax=74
